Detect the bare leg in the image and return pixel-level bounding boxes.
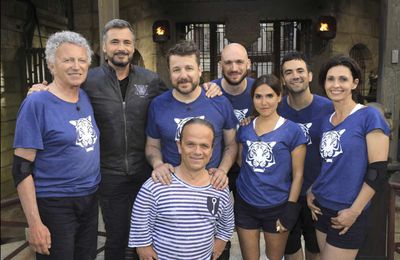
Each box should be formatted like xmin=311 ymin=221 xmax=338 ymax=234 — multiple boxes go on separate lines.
xmin=264 ymin=231 xmax=289 ymax=260
xmin=236 ymin=226 xmax=260 ymax=260
xmin=321 ymin=243 xmax=358 ymax=260
xmin=285 ymin=248 xmax=304 ymax=260
xmin=305 ymin=249 xmax=320 ymax=260
xmin=315 ymin=230 xmax=327 ymax=252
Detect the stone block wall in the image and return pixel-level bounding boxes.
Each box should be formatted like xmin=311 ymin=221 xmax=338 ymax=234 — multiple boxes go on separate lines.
xmin=73 ymin=0 xmax=100 ymax=65
xmin=120 ymin=0 xmax=166 ymax=77
xmin=1 ymin=0 xmax=68 ymax=199
xmin=1 ymin=0 xmax=27 ymax=199
xmin=329 ymin=0 xmax=380 ymax=95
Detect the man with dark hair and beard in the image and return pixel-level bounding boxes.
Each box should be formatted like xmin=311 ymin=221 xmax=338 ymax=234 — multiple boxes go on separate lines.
xmin=278 ymin=51 xmax=334 ymax=260
xmin=146 ymin=41 xmax=237 ymax=191
xmin=28 ymin=19 xmax=222 ymax=260
xmin=82 ymin=19 xmax=168 ymax=260
xmin=211 ymin=43 xmax=254 ymax=199
xmin=146 ymin=41 xmax=238 ymax=259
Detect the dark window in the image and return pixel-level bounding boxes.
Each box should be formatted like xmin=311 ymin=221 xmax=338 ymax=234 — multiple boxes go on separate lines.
xmin=177 ymin=20 xmax=311 ymax=81
xmin=20 ymin=48 xmax=52 ymax=90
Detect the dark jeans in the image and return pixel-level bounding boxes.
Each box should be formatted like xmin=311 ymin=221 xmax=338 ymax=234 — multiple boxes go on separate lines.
xmin=36 ymin=192 xmax=98 ymax=260
xmin=99 ymin=174 xmax=145 ymax=260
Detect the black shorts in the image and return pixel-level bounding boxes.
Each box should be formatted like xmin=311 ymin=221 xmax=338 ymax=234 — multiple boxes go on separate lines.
xmin=314 ymin=200 xmax=369 ymax=250
xmin=285 ymin=196 xmax=320 ymax=254
xmin=234 ymin=193 xmax=285 ymax=233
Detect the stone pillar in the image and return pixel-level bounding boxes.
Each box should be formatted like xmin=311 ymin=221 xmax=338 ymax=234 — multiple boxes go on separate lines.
xmin=98 ymin=0 xmax=119 ymax=63
xmin=378 ymin=0 xmax=400 ymax=164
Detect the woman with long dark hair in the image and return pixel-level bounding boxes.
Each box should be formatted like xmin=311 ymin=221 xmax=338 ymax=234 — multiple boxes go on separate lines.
xmin=235 ymin=74 xmax=306 ymax=260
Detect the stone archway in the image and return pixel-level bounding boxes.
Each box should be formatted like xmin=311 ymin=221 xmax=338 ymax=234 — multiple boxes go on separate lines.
xmin=349 ymin=44 xmax=375 ymax=101
xmin=132 ymin=50 xmax=145 ymax=67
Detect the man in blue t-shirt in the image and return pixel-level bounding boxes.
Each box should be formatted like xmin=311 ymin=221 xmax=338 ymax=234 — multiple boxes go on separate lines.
xmin=211 ymin=43 xmax=254 ymax=198
xmin=145 ymin=41 xmax=238 ymax=260
xmin=13 ymin=31 xmax=100 ymax=260
xmin=278 ymin=51 xmax=334 ymax=260
xmin=146 ymin=40 xmax=237 ymax=189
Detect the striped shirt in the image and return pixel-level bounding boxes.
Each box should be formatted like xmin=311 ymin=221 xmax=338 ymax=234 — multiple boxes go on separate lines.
xmin=129 ymin=174 xmax=234 ymax=260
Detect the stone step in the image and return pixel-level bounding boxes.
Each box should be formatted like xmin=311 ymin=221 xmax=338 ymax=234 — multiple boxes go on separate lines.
xmin=1 ymin=240 xmax=33 ymax=260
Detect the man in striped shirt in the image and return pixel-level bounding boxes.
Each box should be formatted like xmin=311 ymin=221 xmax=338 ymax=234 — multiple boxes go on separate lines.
xmin=129 ymin=118 xmax=234 ymax=260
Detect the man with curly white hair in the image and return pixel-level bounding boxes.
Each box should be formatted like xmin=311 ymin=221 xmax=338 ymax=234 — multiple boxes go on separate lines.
xmin=13 ymin=31 xmax=100 ymax=260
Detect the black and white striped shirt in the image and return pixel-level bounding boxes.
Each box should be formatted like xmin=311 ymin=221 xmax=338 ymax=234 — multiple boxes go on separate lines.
xmin=129 ymin=174 xmax=234 ymax=260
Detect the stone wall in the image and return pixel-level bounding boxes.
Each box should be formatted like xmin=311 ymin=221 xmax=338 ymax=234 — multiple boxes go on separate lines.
xmin=118 ymin=0 xmax=380 ymax=90
xmin=0 ymin=0 xmax=68 ymax=199
xmin=1 ymin=0 xmax=28 ymax=199
xmin=73 ymin=0 xmax=100 ymax=65
xmin=120 ymin=0 xmax=164 ymax=72
xmin=321 ymin=0 xmax=380 ymax=96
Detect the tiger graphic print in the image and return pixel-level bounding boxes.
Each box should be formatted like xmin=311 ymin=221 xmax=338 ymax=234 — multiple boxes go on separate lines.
xmin=245 ymin=140 xmax=276 ymax=173
xmin=174 ymin=116 xmax=205 ymax=141
xmin=69 ymin=115 xmax=98 ymax=152
xmin=320 ymin=129 xmax=346 ymax=163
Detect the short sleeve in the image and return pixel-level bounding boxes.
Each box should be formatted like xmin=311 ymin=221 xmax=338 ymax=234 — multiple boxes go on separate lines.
xmin=216 ymin=96 xmax=239 ymax=130
xmin=236 ymin=125 xmax=245 ymax=143
xmin=13 ymin=95 xmax=44 ymax=150
xmin=364 ymin=107 xmax=390 ymax=136
xmin=288 ymin=122 xmax=307 ymax=151
xmin=145 ymin=99 xmax=161 ymax=139
xmin=222 ymin=99 xmax=239 ymax=130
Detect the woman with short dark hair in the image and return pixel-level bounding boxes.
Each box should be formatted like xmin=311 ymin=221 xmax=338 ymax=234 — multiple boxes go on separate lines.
xmin=307 ymin=55 xmax=390 ymax=259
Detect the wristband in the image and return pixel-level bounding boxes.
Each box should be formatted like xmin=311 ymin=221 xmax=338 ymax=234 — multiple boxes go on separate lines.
xmin=279 ymin=201 xmax=301 ymax=231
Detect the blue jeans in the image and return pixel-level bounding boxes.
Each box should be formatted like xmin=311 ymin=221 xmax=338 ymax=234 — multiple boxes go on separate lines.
xmin=36 ymin=192 xmax=99 ymax=260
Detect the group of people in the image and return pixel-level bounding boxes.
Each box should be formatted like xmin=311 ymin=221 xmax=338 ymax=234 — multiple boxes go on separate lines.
xmin=11 ymin=18 xmax=389 ymax=260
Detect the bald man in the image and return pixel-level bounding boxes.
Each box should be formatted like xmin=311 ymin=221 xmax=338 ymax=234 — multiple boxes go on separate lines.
xmin=211 ymin=43 xmax=254 ymax=198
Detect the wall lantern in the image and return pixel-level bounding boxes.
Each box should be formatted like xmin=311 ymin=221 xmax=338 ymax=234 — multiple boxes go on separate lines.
xmin=316 ymin=16 xmax=336 ymax=40
xmin=152 ymin=20 xmax=170 ymax=43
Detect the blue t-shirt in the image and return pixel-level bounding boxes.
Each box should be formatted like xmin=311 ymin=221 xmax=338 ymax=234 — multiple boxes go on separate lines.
xmin=278 ymin=95 xmax=334 ymax=195
xmin=312 ymin=105 xmax=390 ymax=210
xmin=237 ymin=117 xmax=307 ymax=208
xmin=13 ymin=89 xmax=100 ymax=198
xmin=212 ymin=77 xmax=254 ymax=122
xmin=146 ymin=89 xmax=237 ymax=168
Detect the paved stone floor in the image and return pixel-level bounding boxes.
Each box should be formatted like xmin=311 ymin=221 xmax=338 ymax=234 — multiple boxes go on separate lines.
xmin=2 ymin=198 xmax=398 ymax=260
xmin=1 ymin=208 xmax=265 ymax=260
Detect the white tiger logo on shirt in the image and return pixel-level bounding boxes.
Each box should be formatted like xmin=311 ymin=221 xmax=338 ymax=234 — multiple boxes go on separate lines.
xmin=134 ymin=84 xmax=148 ymax=97
xmin=69 ymin=115 xmax=98 ymax=152
xmin=298 ymin=122 xmax=312 ymax=145
xmin=246 ymin=140 xmax=276 ymax=172
xmin=174 ymin=116 xmax=205 ymax=141
xmin=320 ymin=129 xmax=346 ymax=162
xmin=234 ymin=109 xmax=248 ymax=122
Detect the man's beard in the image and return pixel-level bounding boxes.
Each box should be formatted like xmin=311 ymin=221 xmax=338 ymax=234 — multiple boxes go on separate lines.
xmin=107 ymin=52 xmax=132 ymax=67
xmin=222 ymin=71 xmax=247 ymax=86
xmin=173 ymin=79 xmax=199 ymax=95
